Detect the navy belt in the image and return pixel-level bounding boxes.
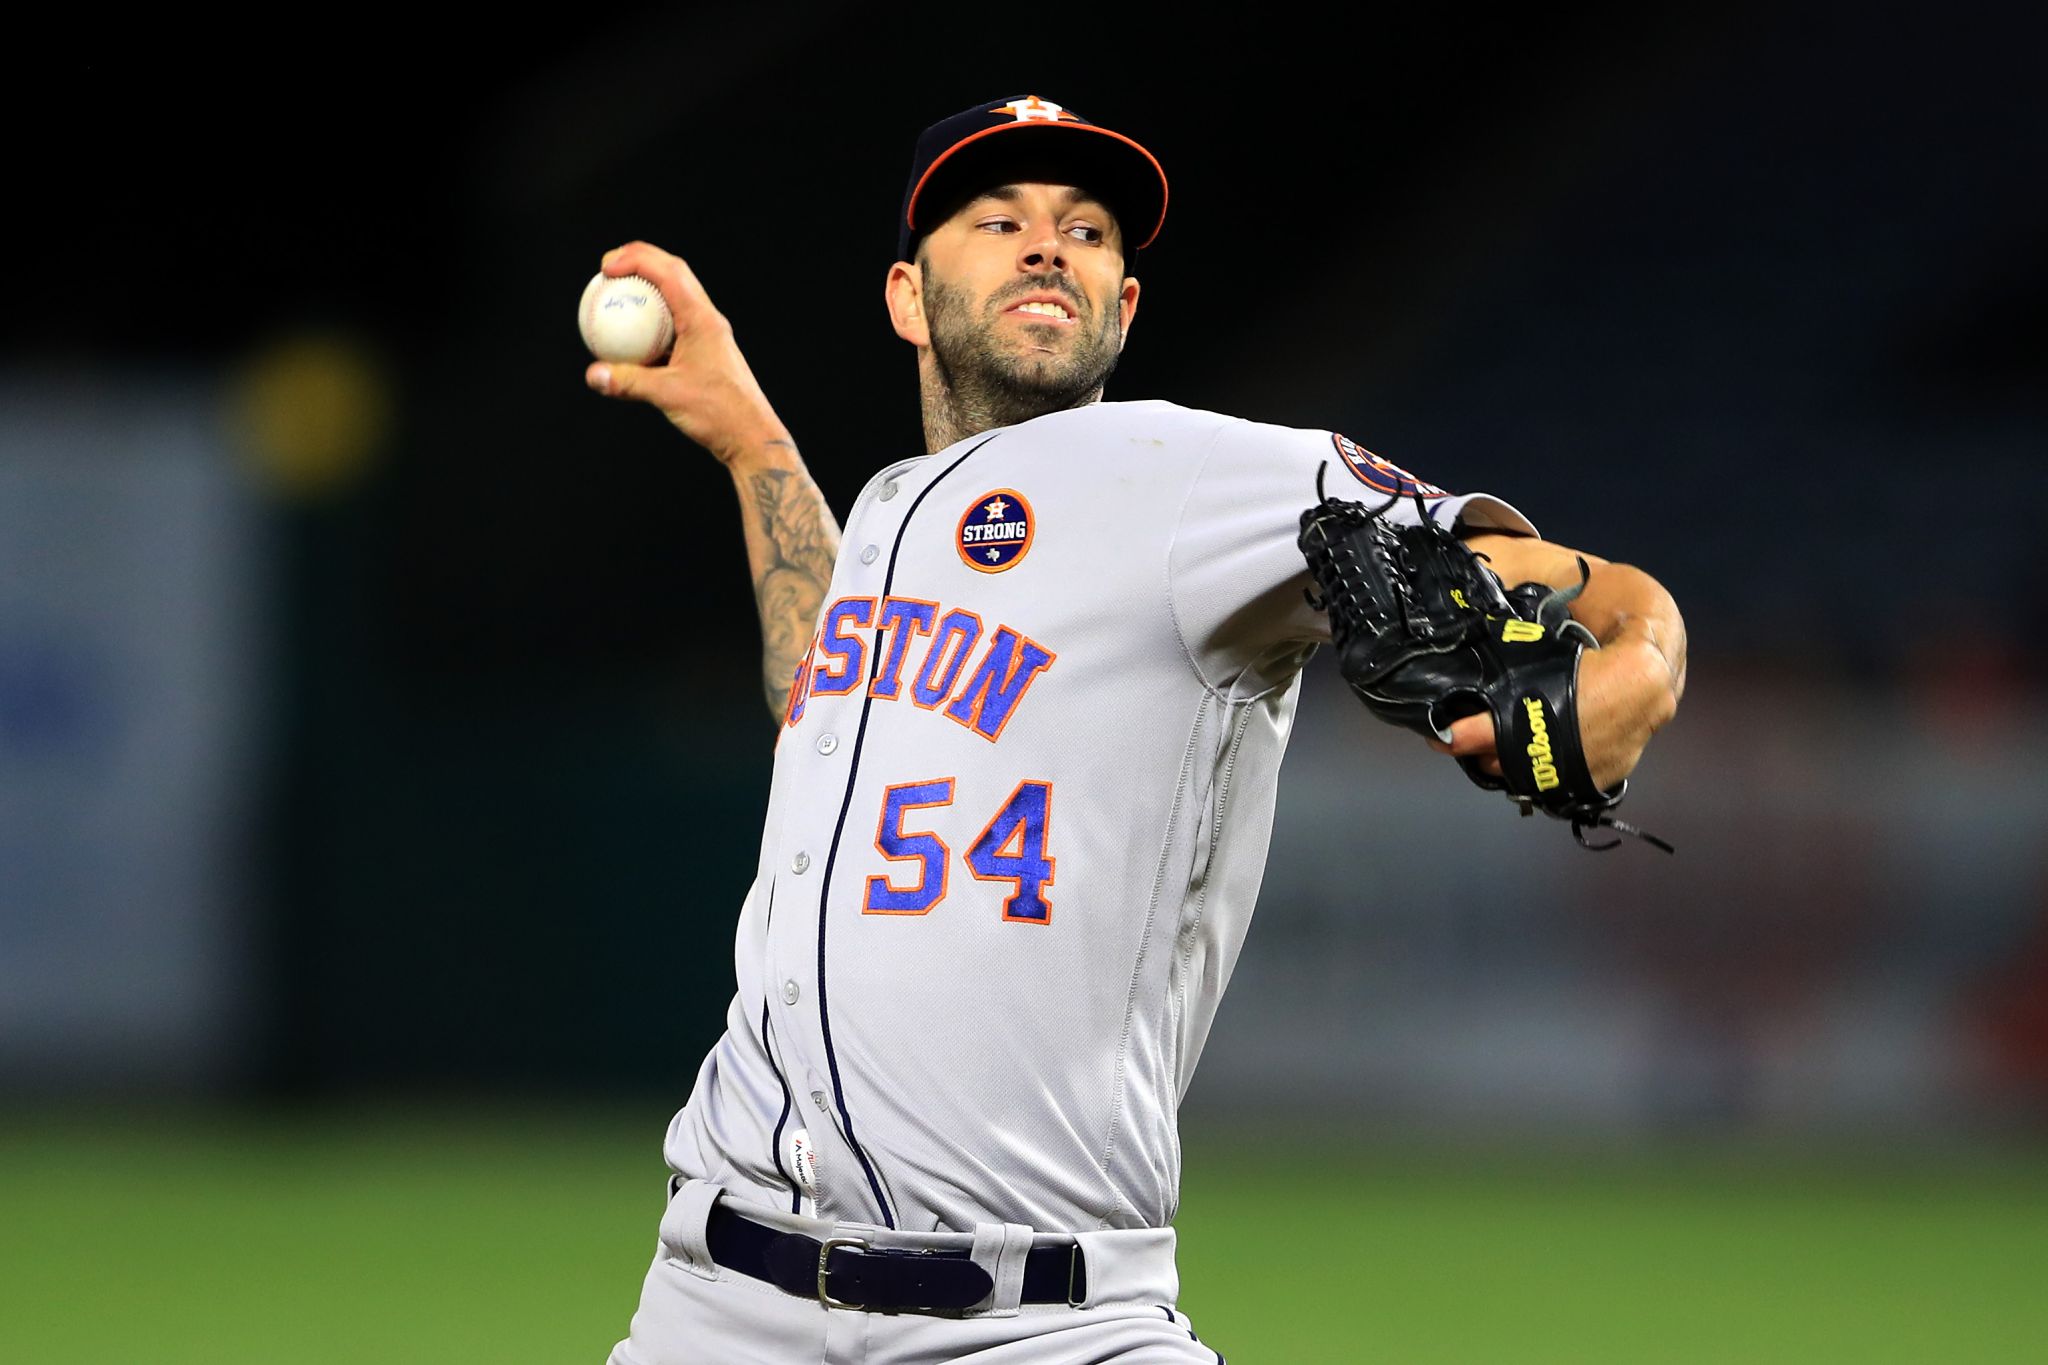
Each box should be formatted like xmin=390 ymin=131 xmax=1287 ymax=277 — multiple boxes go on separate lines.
xmin=705 ymin=1200 xmax=1087 ymax=1311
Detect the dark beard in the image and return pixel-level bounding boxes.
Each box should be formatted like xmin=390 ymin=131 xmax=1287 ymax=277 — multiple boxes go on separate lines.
xmin=921 ymin=270 xmax=1124 ymax=435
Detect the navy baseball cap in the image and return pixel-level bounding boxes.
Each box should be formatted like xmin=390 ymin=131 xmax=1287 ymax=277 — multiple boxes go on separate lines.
xmin=897 ymin=96 xmax=1169 ymax=262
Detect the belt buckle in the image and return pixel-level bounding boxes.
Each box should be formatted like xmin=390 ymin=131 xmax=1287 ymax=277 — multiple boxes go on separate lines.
xmin=816 ymin=1236 xmax=869 ymax=1310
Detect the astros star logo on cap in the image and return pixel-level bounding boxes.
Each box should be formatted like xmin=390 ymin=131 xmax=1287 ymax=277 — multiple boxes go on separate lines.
xmin=993 ymin=97 xmax=1079 ymax=123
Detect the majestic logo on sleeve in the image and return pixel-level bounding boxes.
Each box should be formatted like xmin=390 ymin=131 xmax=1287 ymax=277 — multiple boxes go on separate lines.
xmin=1332 ymin=433 xmax=1449 ymax=499
xmin=957 ymin=489 xmax=1035 ymax=573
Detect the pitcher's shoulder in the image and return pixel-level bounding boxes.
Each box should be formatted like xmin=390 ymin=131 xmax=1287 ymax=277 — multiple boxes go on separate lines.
xmin=1034 ymin=399 xmax=1258 ymax=448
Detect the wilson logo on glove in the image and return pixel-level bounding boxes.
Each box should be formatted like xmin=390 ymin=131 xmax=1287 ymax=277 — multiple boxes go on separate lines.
xmin=1523 ymin=697 xmax=1560 ymax=792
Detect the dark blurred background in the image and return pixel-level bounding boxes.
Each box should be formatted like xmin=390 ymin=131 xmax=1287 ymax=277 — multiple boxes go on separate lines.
xmin=8 ymin=0 xmax=2047 ymax=1125
xmin=3 ymin=5 xmax=2046 ymax=1358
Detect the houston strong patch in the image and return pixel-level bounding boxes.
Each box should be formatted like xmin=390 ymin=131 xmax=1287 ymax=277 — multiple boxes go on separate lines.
xmin=957 ymin=489 xmax=1035 ymax=572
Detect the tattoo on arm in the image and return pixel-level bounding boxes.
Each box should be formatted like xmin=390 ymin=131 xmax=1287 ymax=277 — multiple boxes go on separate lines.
xmin=747 ymin=457 xmax=839 ymax=717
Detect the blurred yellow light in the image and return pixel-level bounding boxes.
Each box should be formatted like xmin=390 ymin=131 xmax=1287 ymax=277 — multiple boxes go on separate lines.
xmin=227 ymin=333 xmax=392 ymax=500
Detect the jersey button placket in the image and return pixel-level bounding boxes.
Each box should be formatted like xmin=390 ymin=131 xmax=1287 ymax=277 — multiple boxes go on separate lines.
xmin=771 ymin=461 xmax=915 ymax=1185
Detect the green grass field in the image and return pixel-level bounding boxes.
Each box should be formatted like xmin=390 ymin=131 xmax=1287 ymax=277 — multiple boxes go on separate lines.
xmin=3 ymin=1108 xmax=2043 ymax=1362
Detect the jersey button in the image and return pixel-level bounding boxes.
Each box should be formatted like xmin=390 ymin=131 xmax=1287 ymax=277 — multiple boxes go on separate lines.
xmin=878 ymin=481 xmax=899 ymax=501
xmin=782 ymin=980 xmax=800 ymax=1005
xmin=790 ymin=851 xmax=811 ymax=874
xmin=816 ymin=733 xmax=838 ymax=755
xmin=859 ymin=545 xmax=879 ymax=565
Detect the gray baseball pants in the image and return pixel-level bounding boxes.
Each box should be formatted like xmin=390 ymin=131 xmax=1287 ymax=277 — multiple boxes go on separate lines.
xmin=606 ymin=1179 xmax=1224 ymax=1364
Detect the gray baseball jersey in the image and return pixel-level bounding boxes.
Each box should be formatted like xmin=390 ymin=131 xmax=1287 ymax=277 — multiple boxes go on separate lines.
xmin=660 ymin=399 xmax=1533 ymax=1236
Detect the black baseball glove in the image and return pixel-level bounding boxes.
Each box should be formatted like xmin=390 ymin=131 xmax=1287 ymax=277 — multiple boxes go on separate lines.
xmin=1297 ymin=466 xmax=1670 ymax=852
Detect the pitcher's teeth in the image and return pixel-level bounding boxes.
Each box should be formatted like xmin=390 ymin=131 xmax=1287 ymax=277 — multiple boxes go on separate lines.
xmin=1016 ymin=301 xmax=1069 ymax=319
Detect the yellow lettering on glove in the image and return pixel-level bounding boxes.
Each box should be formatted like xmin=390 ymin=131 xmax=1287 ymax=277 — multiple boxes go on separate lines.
xmin=1523 ymin=696 xmax=1560 ymax=792
xmin=1501 ymin=620 xmax=1546 ymax=643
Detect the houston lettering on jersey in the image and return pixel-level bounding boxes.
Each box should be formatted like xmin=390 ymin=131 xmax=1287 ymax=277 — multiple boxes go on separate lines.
xmin=785 ymin=595 xmax=1056 ymax=742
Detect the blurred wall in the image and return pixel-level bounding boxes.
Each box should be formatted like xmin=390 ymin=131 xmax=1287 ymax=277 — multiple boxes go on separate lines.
xmin=0 ymin=386 xmax=260 ymax=1090
xmin=3 ymin=4 xmax=2044 ymax=1137
xmin=1191 ymin=667 xmax=2048 ymax=1136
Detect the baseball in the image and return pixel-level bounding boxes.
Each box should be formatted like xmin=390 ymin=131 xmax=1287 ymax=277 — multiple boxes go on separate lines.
xmin=578 ymin=272 xmax=675 ymax=364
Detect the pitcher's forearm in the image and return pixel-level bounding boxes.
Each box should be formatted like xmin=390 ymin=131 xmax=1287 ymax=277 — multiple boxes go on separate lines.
xmin=729 ymin=439 xmax=842 ymax=718
xmin=578 ymin=242 xmax=844 ymax=718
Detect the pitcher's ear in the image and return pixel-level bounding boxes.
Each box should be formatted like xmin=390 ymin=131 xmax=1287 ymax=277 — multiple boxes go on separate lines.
xmin=886 ymin=262 xmax=928 ymax=346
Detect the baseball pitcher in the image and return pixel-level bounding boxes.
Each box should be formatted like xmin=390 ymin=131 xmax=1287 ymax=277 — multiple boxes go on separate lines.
xmin=587 ymin=96 xmax=1687 ymax=1364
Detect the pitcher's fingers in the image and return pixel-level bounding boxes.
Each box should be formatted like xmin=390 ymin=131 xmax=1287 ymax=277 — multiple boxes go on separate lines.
xmin=1446 ymin=711 xmax=1497 ymax=757
xmin=586 ymin=361 xmax=662 ymax=400
xmin=602 ymin=242 xmax=710 ymax=319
